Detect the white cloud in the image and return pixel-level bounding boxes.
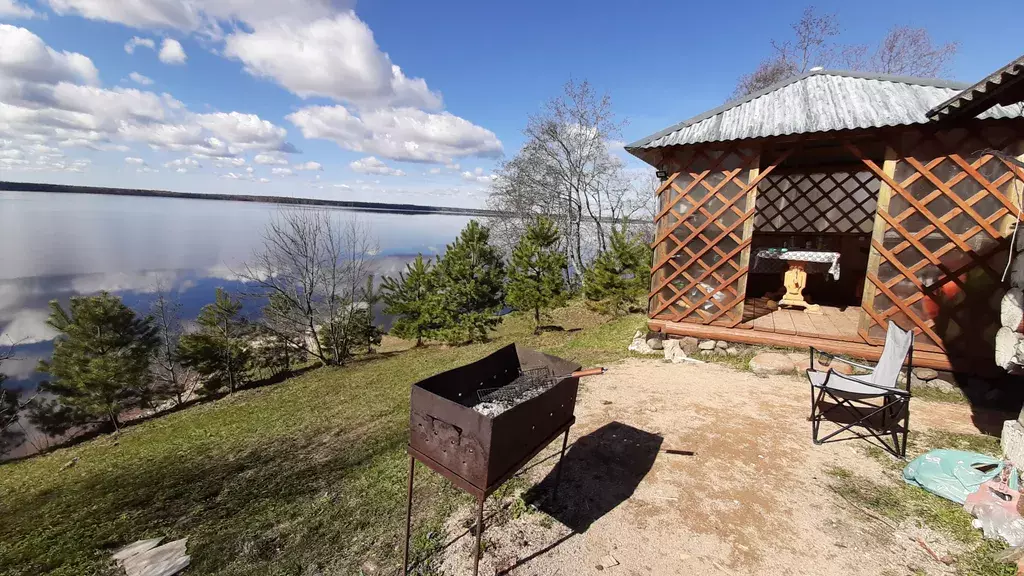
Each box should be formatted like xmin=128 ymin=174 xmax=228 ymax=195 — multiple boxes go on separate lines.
xmin=0 ymin=0 xmax=39 ymax=18
xmin=287 ymin=105 xmax=502 ymax=164
xmin=271 ymin=167 xmax=292 ymax=176
xmin=0 ymin=25 xmax=295 ymax=172
xmin=0 ymin=24 xmax=99 ymax=86
xmin=254 ymin=152 xmax=288 ymax=165
xmin=427 ymin=167 xmax=441 ymax=175
xmin=45 ymin=0 xmax=339 ymax=35
xmin=292 ymin=160 xmax=321 ymax=171
xmin=462 ymin=167 xmax=495 ymax=183
xmin=164 ymin=156 xmax=201 ymax=170
xmin=128 ymin=71 xmax=154 ymax=85
xmin=223 ymin=12 xmax=440 ymax=110
xmin=124 ymin=156 xmax=145 ymax=164
xmin=0 ymin=308 xmax=58 ymax=344
xmin=258 ymin=177 xmax=269 ymax=183
xmin=349 ymin=156 xmax=404 ymax=176
xmin=213 ymin=156 xmax=245 ymax=167
xmin=158 ymin=38 xmax=186 ymax=65
xmin=124 ymin=36 xmax=155 ymax=54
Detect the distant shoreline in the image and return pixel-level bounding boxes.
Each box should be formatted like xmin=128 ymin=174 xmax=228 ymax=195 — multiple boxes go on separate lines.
xmin=0 ymin=180 xmax=502 ymax=217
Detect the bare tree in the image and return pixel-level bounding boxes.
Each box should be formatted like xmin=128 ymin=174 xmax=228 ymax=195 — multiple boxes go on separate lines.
xmin=733 ymin=7 xmax=957 ymax=97
xmin=149 ymin=287 xmax=199 ymax=406
xmin=488 ymin=80 xmax=633 ymax=281
xmin=865 ymin=26 xmax=958 ymax=77
xmin=241 ymin=210 xmax=378 ymax=366
xmin=0 ymin=339 xmax=31 ymax=455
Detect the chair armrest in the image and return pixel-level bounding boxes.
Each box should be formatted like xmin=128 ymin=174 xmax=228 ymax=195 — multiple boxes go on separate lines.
xmin=825 ymin=369 xmax=909 ymax=396
xmin=815 ymin=349 xmax=875 ymax=372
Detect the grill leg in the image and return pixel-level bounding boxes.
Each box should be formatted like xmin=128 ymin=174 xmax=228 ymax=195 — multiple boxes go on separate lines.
xmin=553 ymin=427 xmax=570 ymax=499
xmin=402 ymin=455 xmax=415 ymax=575
xmin=473 ymin=495 xmax=485 ymax=576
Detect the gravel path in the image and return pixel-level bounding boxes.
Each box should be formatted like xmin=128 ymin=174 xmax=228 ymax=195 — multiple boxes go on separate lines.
xmin=438 ymin=357 xmax=1010 ymax=576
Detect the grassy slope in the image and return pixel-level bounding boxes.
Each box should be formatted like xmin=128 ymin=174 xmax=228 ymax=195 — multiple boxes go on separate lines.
xmin=0 ymin=305 xmax=645 ymax=576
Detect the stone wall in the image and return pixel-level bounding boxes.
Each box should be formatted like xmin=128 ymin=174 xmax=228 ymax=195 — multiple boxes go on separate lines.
xmin=996 ymin=231 xmax=1024 ymax=373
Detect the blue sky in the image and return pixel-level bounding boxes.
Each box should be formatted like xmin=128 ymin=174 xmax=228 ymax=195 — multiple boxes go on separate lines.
xmin=0 ymin=0 xmax=1021 ymax=208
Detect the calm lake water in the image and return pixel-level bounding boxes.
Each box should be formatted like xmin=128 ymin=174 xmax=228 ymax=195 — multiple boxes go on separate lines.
xmin=0 ymin=191 xmax=474 ymax=393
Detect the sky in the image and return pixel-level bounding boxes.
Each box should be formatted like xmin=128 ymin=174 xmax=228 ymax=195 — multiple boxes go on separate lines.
xmin=0 ymin=0 xmax=1021 ymax=208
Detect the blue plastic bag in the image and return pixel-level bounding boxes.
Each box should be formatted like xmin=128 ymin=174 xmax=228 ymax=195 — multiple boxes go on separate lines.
xmin=902 ymin=449 xmax=1005 ymax=504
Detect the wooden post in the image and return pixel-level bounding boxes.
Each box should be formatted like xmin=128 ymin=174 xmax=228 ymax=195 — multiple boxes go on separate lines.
xmin=858 ymin=145 xmax=898 ymax=338
xmin=733 ymin=148 xmax=761 ymax=324
xmin=998 ymin=141 xmax=1024 ymax=239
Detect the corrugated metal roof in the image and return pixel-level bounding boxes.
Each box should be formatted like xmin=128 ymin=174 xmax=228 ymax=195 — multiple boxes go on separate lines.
xmin=627 ymin=70 xmax=1021 ymax=151
xmin=927 ymin=55 xmax=1024 ymax=120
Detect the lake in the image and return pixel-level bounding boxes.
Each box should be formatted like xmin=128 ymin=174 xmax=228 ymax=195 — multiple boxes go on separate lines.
xmin=0 ymin=191 xmax=475 ymax=394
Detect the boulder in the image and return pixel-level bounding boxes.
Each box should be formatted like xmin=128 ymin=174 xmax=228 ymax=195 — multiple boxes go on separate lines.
xmin=1001 ymin=288 xmax=1024 ymax=332
xmin=725 ymin=347 xmax=740 ymax=356
xmin=628 ymin=331 xmax=658 ymax=355
xmin=698 ymin=340 xmax=716 ymax=351
xmin=663 ymin=339 xmax=683 ymax=362
xmin=996 ymin=327 xmax=1024 ymax=370
xmin=647 ymin=338 xmax=664 ymax=350
xmin=749 ymin=352 xmax=795 ymax=375
xmin=1012 ymin=256 xmax=1024 ymax=289
xmin=1004 ymin=419 xmax=1024 ymax=469
xmin=680 ymin=337 xmax=700 ymax=355
xmin=715 ymin=340 xmax=729 ymax=350
xmin=788 ymin=352 xmax=854 ymax=375
xmin=916 ymin=378 xmax=958 ymax=393
xmin=913 ymin=367 xmax=939 ymax=381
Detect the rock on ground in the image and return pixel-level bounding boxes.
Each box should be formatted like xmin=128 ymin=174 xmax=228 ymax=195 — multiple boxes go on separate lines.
xmin=647 ymin=338 xmax=664 ymax=351
xmin=679 ymin=337 xmax=700 ymax=355
xmin=1004 ymin=419 xmax=1024 ymax=468
xmin=917 ymin=378 xmax=958 ymax=393
xmin=913 ymin=367 xmax=939 ymax=381
xmin=628 ymin=331 xmax=659 ymax=355
xmin=749 ymin=352 xmax=795 ymax=375
xmin=789 ymin=355 xmax=854 ymax=375
xmin=698 ymin=340 xmax=716 ymax=351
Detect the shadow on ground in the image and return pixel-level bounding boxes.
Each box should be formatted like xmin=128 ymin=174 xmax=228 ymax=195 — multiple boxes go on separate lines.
xmin=524 ymin=421 xmax=662 ymax=533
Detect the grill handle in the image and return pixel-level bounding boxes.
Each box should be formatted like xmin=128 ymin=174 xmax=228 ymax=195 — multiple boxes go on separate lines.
xmin=570 ymin=367 xmax=606 ymax=378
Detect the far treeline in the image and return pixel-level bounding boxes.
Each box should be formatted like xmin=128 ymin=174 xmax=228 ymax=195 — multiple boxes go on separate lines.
xmin=0 ymin=210 xmax=650 ymax=457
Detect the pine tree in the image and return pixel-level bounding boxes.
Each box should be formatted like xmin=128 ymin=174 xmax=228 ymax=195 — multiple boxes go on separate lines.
xmin=435 ymin=221 xmax=507 ymax=344
xmin=381 ymin=255 xmax=439 ymax=346
xmin=179 ymin=288 xmax=250 ymax=395
xmin=1 ymin=371 xmax=24 ymax=455
xmin=507 ymin=216 xmax=567 ymax=333
xmin=31 ymin=292 xmax=159 ymax=432
xmin=584 ymin=225 xmax=651 ymax=315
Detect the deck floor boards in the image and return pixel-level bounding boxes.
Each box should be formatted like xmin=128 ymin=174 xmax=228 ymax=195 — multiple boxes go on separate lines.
xmin=740 ymin=298 xmax=862 ymax=342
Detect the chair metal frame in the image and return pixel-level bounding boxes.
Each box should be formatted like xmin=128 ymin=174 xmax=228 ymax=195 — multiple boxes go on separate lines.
xmin=809 ymin=325 xmax=914 ymax=459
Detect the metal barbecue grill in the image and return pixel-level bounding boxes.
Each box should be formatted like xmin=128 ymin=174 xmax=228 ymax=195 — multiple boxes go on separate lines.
xmin=401 ymin=343 xmax=604 ymax=575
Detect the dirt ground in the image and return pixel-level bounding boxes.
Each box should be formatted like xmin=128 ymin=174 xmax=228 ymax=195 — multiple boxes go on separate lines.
xmin=437 ymin=357 xmax=1012 ymax=576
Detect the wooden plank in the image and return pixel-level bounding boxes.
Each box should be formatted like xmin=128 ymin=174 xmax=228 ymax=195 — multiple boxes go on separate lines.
xmin=857 ymin=145 xmax=896 ymax=335
xmin=825 ymin=306 xmax=860 ymax=339
xmin=805 ymin=309 xmax=842 ymax=338
xmin=789 ymin=308 xmax=819 ymax=337
xmin=649 ymin=319 xmax=965 ymax=372
xmin=733 ymin=148 xmax=761 ymax=326
xmin=752 ymin=307 xmax=775 ymax=332
xmin=772 ymin=308 xmax=797 ymax=335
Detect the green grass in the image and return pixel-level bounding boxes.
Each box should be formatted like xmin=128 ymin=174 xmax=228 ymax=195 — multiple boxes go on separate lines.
xmin=824 ymin=430 xmax=1014 ymax=576
xmin=0 ymin=303 xmax=643 ymax=576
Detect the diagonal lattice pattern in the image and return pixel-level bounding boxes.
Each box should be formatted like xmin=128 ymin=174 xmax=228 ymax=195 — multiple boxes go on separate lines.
xmin=757 ymin=171 xmax=878 ymax=234
xmin=649 ymin=145 xmax=792 ymax=326
xmin=845 ymin=124 xmax=1023 ymax=358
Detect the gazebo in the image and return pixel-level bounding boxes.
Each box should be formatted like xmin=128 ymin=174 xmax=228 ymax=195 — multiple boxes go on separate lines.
xmin=627 ymin=57 xmax=1024 ymax=373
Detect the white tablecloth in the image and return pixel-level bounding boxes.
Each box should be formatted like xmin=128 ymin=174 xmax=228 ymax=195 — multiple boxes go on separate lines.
xmin=751 ymin=249 xmax=841 ymax=280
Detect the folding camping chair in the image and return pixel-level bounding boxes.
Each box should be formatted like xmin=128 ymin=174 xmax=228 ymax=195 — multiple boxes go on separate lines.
xmin=808 ymin=321 xmax=914 ymax=458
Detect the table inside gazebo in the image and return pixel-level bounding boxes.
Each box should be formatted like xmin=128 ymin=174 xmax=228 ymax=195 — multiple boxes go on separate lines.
xmin=750 ymin=249 xmax=841 ymax=312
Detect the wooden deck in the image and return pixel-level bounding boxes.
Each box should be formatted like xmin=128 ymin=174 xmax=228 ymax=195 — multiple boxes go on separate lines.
xmin=740 ymin=297 xmax=862 ymax=342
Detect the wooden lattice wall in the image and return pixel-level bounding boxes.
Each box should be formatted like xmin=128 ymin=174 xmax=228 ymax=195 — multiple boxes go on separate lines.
xmin=648 ymin=145 xmax=789 ymax=325
xmin=846 ymin=122 xmax=1024 ymax=361
xmin=756 ymin=170 xmax=878 ymax=234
